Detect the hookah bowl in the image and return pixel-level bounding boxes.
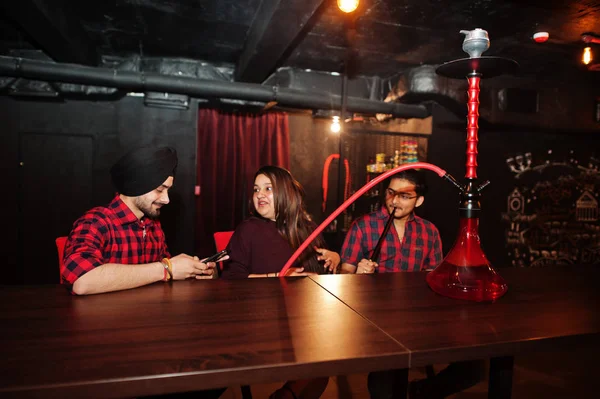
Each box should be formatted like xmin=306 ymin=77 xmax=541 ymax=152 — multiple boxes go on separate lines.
xmin=426 ymin=29 xmax=518 ymax=302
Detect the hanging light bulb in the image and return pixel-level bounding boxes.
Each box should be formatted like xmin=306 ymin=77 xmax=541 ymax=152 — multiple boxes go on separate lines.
xmin=337 ymin=0 xmax=359 ymax=13
xmin=330 ymin=116 xmax=341 ymax=133
xmin=583 ymin=47 xmax=593 ymax=65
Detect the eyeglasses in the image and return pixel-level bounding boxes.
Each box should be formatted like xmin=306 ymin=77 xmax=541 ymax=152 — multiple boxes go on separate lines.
xmin=385 ymin=188 xmax=418 ymax=201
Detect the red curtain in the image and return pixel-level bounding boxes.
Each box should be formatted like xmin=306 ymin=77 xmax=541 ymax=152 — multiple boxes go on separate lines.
xmin=196 ymin=108 xmax=290 ymax=256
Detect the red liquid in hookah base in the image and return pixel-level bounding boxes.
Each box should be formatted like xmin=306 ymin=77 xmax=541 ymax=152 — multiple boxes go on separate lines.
xmin=426 ymin=218 xmax=508 ymax=302
xmin=426 ymin=263 xmax=508 ymax=302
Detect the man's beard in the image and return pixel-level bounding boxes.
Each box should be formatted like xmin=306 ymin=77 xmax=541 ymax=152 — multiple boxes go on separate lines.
xmin=144 ymin=208 xmax=160 ymax=219
xmin=135 ymin=198 xmax=161 ymax=219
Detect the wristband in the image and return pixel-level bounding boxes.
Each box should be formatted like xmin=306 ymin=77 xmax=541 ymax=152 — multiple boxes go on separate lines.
xmin=161 ymin=258 xmax=173 ymax=281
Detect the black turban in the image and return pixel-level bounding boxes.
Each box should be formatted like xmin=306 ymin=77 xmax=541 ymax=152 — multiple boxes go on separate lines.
xmin=110 ymin=146 xmax=178 ymax=196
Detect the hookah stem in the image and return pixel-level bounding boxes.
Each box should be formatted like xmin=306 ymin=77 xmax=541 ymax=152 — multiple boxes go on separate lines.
xmin=466 ymin=73 xmax=481 ymax=179
xmin=280 ymin=162 xmax=448 ymax=275
xmin=369 ymin=207 xmax=396 ymax=264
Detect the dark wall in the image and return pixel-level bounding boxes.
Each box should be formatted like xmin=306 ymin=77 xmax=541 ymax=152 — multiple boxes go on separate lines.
xmin=481 ymin=77 xmax=600 ymax=131
xmin=423 ymin=104 xmax=600 ymax=268
xmin=2 ymin=95 xmax=198 ymax=284
xmin=289 ymin=113 xmax=343 ymax=225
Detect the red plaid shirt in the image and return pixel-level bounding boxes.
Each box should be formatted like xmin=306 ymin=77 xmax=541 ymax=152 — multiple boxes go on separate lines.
xmin=341 ymin=207 xmax=442 ymax=272
xmin=62 ymin=195 xmax=170 ymax=285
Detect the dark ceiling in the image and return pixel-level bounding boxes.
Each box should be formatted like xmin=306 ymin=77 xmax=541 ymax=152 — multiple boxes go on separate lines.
xmin=1 ymin=0 xmax=599 ymax=86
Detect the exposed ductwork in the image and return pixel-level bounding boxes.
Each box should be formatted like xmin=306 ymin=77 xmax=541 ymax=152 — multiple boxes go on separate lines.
xmin=388 ymin=66 xmax=467 ymax=106
xmin=0 ymin=56 xmax=430 ymax=119
xmin=264 ymin=67 xmax=387 ymax=102
xmin=377 ymin=65 xmax=469 ymax=122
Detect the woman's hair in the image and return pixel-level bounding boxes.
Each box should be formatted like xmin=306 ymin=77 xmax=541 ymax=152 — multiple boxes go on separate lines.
xmin=251 ymin=165 xmax=325 ymax=273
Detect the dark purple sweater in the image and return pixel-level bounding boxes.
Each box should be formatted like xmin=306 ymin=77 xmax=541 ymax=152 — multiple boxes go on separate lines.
xmin=221 ymin=217 xmax=295 ymax=279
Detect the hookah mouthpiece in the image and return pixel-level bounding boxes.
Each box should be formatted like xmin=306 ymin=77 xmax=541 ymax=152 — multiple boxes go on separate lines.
xmin=460 ymin=28 xmax=490 ymax=58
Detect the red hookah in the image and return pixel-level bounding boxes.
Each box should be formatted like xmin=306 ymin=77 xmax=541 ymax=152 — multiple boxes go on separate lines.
xmin=280 ymin=29 xmax=517 ymax=302
xmin=426 ymin=28 xmax=518 ymax=301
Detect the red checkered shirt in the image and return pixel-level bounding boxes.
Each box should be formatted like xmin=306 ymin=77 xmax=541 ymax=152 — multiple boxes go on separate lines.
xmin=341 ymin=207 xmax=443 ymax=272
xmin=62 ymin=195 xmax=170 ymax=285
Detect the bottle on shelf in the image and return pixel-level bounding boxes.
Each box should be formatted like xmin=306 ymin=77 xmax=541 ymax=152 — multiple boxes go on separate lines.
xmin=375 ymin=153 xmax=387 ymax=173
xmin=401 ymin=140 xmax=409 ymax=164
xmin=366 ymin=157 xmax=376 ymax=173
xmin=393 ymin=150 xmax=400 ymax=168
xmin=407 ymin=139 xmax=418 ymax=163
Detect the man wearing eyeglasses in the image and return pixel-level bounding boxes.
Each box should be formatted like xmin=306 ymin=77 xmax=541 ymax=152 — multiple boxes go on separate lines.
xmin=337 ymin=169 xmax=443 ymax=275
xmin=336 ymin=169 xmax=483 ymax=399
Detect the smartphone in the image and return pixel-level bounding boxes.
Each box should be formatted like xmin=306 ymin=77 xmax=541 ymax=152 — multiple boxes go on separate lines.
xmin=204 ymin=249 xmax=229 ymax=263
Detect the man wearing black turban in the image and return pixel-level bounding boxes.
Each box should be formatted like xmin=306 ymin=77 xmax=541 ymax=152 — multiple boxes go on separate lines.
xmin=110 ymin=146 xmax=178 ymax=198
xmin=61 ymin=146 xmax=227 ymax=297
xmin=109 ymin=146 xmax=179 ymax=219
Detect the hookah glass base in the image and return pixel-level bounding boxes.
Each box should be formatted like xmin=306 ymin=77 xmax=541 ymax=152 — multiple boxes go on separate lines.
xmin=426 ymin=262 xmax=508 ymax=302
xmin=426 ymin=217 xmax=508 ymax=302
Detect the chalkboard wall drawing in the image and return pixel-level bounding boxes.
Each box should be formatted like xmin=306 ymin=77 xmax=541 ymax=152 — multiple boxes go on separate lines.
xmin=576 ymin=191 xmax=598 ymax=221
xmin=502 ymin=151 xmax=600 ymax=267
xmin=506 ymin=152 xmax=532 ymax=174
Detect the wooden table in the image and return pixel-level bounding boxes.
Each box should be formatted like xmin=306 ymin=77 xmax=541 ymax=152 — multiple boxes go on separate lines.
xmin=1 ymin=266 xmax=599 ymax=398
xmin=0 ymin=278 xmax=408 ymax=398
xmin=311 ymin=265 xmax=600 ymax=398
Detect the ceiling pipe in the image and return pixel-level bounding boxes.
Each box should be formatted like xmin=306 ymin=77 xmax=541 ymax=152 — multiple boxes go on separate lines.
xmin=0 ymin=56 xmax=430 ymax=119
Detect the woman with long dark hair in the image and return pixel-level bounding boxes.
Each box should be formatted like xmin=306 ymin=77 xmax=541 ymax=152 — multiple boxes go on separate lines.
xmin=221 ymin=166 xmax=336 ymax=398
xmin=222 ymin=165 xmax=339 ymax=278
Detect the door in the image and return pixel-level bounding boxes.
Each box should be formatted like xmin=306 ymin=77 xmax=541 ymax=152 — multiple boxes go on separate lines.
xmin=18 ymin=133 xmax=94 ymax=284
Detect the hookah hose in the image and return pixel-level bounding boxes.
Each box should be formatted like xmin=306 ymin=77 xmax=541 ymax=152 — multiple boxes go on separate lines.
xmin=369 ymin=207 xmax=396 ymax=264
xmin=322 ymin=154 xmax=351 ymax=213
xmin=281 ymin=162 xmax=456 ymax=275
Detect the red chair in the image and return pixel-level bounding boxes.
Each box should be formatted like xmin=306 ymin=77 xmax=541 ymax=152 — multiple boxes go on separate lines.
xmin=213 ymin=231 xmax=234 ymax=252
xmin=213 ymin=231 xmax=234 ymax=272
xmin=55 ymin=236 xmax=68 ymax=284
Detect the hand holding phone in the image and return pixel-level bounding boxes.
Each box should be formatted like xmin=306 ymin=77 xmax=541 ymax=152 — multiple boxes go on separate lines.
xmin=203 ymin=249 xmax=229 ymax=263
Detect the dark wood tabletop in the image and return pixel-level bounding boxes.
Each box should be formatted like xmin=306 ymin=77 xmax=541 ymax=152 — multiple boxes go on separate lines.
xmin=0 ymin=277 xmax=409 ymax=398
xmin=310 ymin=265 xmax=600 ymax=367
xmin=2 ymin=266 xmax=599 ymax=398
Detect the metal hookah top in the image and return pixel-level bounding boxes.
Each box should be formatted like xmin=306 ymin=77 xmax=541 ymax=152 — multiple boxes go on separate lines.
xmin=436 ymin=28 xmax=518 ymax=79
xmin=460 ymin=28 xmax=490 ymax=58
